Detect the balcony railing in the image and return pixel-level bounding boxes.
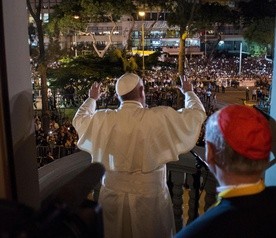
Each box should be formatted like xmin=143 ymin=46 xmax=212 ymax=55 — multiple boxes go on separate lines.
xmin=167 ymin=149 xmax=217 ymax=231
xmin=39 ymin=147 xmax=218 ymax=232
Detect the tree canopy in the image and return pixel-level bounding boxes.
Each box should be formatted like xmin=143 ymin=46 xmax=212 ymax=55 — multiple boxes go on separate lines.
xmin=238 ymin=0 xmax=276 ymax=51
xmin=47 ymin=0 xmax=137 ymax=47
xmin=48 ymin=51 xmax=124 ymax=87
xmin=238 ymin=0 xmax=276 ymax=23
xmin=150 ymin=0 xmax=238 ymax=75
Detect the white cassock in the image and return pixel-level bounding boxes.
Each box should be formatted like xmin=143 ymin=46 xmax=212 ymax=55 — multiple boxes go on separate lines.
xmin=72 ymin=91 xmax=206 ymax=238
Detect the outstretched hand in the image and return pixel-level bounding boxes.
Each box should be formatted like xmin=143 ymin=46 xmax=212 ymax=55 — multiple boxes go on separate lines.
xmin=89 ymin=82 xmax=102 ymax=100
xmin=178 ymin=75 xmax=193 ymax=94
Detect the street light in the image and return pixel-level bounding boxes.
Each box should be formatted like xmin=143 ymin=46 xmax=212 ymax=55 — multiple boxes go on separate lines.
xmin=73 ymin=31 xmax=78 ymax=57
xmin=73 ymin=15 xmax=80 ymax=57
xmin=138 ymin=11 xmax=145 ymax=76
xmin=239 ymin=42 xmax=242 ymax=75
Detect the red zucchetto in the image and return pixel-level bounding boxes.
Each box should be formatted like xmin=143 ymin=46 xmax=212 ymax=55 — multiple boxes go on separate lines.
xmin=218 ymin=105 xmax=272 ymax=160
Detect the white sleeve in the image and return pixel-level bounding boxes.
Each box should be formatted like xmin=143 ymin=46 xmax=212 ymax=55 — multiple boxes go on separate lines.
xmin=72 ymin=98 xmax=97 ymax=137
xmin=184 ymin=91 xmax=206 ymax=112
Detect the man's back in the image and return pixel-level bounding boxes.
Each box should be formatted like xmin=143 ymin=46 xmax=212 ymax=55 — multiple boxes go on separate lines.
xmin=175 ymin=183 xmax=276 ymax=237
xmin=82 ymin=102 xmax=205 ymax=172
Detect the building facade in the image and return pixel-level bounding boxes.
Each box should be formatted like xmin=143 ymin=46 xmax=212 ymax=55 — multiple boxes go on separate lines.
xmin=27 ymin=1 xmax=246 ymax=57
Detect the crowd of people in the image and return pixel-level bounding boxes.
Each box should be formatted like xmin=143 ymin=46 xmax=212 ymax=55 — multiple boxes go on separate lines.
xmin=39 ymin=55 xmax=272 ymax=110
xmin=35 ymin=115 xmax=79 ymax=167
xmin=95 ymin=55 xmax=272 ymax=111
xmin=35 ymin=55 xmax=272 ymax=166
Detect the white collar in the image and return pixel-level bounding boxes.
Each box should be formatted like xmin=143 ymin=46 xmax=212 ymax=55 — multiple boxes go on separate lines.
xmin=120 ymin=100 xmax=143 ymax=108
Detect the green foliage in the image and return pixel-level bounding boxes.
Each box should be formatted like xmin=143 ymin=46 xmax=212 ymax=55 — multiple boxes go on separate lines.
xmin=247 ymin=42 xmax=268 ymax=57
xmin=165 ymin=1 xmax=195 ymax=29
xmin=47 ymin=1 xmax=86 ymax=36
xmin=128 ymin=56 xmax=139 ymax=72
xmin=238 ymin=0 xmax=275 ymax=53
xmin=46 ymin=47 xmax=154 ymax=97
xmin=153 ymin=1 xmax=238 ymax=34
xmin=244 ymin=17 xmax=275 ymax=46
xmin=134 ymin=0 xmax=167 ymax=10
xmin=238 ymin=0 xmax=276 ymax=24
xmin=196 ymin=3 xmax=239 ymax=29
xmin=48 ymin=0 xmax=136 ymax=33
xmin=81 ymin=0 xmax=136 ymax=22
xmin=47 ymin=48 xmax=166 ymax=94
xmin=112 ymin=49 xmax=139 ymax=72
xmin=145 ymin=51 xmax=162 ymax=68
xmin=47 ymin=51 xmax=125 ymax=90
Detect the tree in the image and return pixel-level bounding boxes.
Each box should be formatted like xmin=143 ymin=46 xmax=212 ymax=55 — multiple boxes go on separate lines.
xmin=46 ymin=0 xmax=86 ymax=57
xmin=48 ymin=0 xmax=137 ymax=58
xmin=27 ymin=0 xmax=74 ymax=133
xmin=82 ymin=0 xmax=136 ymax=56
xmin=238 ymin=0 xmax=276 ymax=56
xmin=196 ymin=2 xmax=240 ymax=61
xmin=238 ymin=0 xmax=275 ymax=22
xmin=27 ymin=0 xmax=50 ymax=133
xmin=47 ymin=50 xmax=130 ymax=98
xmin=244 ymin=17 xmax=275 ymax=56
xmin=136 ymin=0 xmax=238 ymax=76
xmin=165 ymin=0 xmax=198 ymax=76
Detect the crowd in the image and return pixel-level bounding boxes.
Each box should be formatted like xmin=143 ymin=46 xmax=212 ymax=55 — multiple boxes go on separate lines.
xmin=187 ymin=55 xmax=272 ymax=83
xmin=35 ymin=55 xmax=273 ymax=166
xmin=95 ymin=55 xmax=272 ymax=111
xmin=35 ymin=115 xmax=79 ymax=167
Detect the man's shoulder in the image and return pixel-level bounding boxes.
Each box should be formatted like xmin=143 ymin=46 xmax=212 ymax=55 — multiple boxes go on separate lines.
xmin=149 ymin=105 xmax=175 ymax=111
xmin=265 ymin=186 xmax=276 ymax=195
xmin=174 ymin=196 xmax=276 ymax=238
xmin=96 ymin=108 xmax=116 ymax=115
xmin=174 ymin=207 xmax=229 ymax=238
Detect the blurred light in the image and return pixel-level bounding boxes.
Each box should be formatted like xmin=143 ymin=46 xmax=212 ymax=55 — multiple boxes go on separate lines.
xmin=138 ymin=11 xmax=145 ymax=17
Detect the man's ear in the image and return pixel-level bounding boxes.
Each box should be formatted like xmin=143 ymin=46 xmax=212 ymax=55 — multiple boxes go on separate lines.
xmin=206 ymin=141 xmax=216 ymax=166
xmin=139 ymin=85 xmax=144 ymax=97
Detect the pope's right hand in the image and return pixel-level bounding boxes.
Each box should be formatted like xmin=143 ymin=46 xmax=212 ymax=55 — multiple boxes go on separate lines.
xmin=178 ymin=75 xmax=193 ymax=94
xmin=89 ymin=82 xmax=102 ymax=100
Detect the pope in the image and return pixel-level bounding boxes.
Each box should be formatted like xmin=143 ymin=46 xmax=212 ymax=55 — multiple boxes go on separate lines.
xmin=73 ymin=72 xmax=206 ymax=238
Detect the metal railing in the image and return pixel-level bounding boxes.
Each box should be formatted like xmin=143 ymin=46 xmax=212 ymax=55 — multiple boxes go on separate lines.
xmin=36 ymin=145 xmax=79 ymax=167
xmin=39 ymin=147 xmax=218 ymax=232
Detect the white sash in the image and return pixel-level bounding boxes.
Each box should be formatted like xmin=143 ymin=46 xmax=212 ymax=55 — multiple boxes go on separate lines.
xmin=102 ymin=166 xmax=167 ymax=194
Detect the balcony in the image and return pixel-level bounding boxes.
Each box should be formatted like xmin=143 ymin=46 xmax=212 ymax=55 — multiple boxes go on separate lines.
xmin=39 ymin=146 xmax=217 ymax=232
